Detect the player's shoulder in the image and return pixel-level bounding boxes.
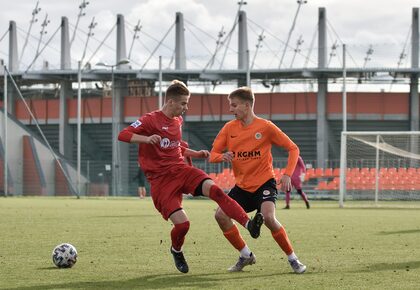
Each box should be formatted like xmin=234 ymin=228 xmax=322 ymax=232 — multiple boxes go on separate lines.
xmin=255 ymin=117 xmax=277 ymax=128
xmin=140 ymin=110 xmax=159 ymax=120
xmin=225 ymin=119 xmax=238 ymax=127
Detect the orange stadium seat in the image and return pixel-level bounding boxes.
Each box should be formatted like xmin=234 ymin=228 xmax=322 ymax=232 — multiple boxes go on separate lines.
xmin=349 ymin=168 xmax=360 ymax=177
xmin=305 ymin=168 xmax=315 ymax=180
xmin=360 ymin=167 xmax=370 ymax=176
xmin=407 ymin=167 xmax=417 ymax=176
xmin=315 ymin=181 xmax=328 ymax=190
xmin=324 ymin=168 xmax=333 ymax=177
xmin=315 ymin=168 xmax=324 ymax=178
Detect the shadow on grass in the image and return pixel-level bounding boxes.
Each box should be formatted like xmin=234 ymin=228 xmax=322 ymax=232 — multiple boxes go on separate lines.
xmin=9 ymin=271 xmax=290 ymax=289
xmin=355 ymin=260 xmax=420 ymax=273
xmin=324 ymin=207 xmax=420 ymax=211
xmin=90 ymin=214 xmax=156 ymax=219
xmin=377 ymin=229 xmax=420 ymax=235
xmin=37 ymin=267 xmax=60 ymax=270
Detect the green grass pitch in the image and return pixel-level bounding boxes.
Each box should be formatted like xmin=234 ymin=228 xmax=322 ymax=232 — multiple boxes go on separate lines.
xmin=1 ymin=197 xmax=420 ymax=289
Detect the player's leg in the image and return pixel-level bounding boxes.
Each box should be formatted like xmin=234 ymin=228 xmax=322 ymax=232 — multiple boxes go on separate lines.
xmin=297 ymin=189 xmax=310 ymax=209
xmin=149 ymin=175 xmax=190 ymax=274
xmin=199 ymin=179 xmax=264 ymax=239
xmin=181 ymin=166 xmax=263 ymax=238
xmin=284 ymin=190 xmax=291 ymax=209
xmin=261 ymin=201 xmax=306 ymax=273
xmin=168 ymin=210 xmax=190 ymax=273
xmin=215 ymin=206 xmax=256 ymax=272
xmin=292 ymin=175 xmax=310 ymax=209
xmin=258 ymin=179 xmax=306 ymax=274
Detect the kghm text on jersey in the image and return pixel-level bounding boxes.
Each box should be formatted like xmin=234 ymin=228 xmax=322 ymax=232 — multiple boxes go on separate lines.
xmin=232 ymin=150 xmax=261 ymax=158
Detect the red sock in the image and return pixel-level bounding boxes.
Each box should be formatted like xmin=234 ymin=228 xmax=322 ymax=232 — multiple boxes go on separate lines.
xmin=223 ymin=224 xmax=246 ymax=251
xmin=171 ymin=221 xmax=190 ymax=251
xmin=272 ymin=227 xmax=294 ymax=255
xmin=209 ymin=185 xmax=249 ymax=227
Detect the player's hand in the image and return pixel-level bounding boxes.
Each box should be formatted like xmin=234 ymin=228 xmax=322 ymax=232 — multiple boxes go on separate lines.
xmin=222 ymin=151 xmax=234 ymax=162
xmin=147 ymin=134 xmax=161 ymax=145
xmin=279 ymin=174 xmax=292 ymax=192
xmin=198 ymin=150 xmax=210 ymax=158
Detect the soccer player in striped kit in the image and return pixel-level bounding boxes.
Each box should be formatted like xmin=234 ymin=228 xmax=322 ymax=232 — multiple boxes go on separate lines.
xmin=118 ymin=80 xmax=264 ymax=274
xmin=209 ymin=87 xmax=306 ymax=274
xmin=284 ymin=155 xmax=310 ymax=209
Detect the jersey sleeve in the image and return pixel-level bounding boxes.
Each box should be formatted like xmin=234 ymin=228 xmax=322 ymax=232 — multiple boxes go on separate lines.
xmin=268 ymin=121 xmax=300 ymax=176
xmin=118 ymin=115 xmax=152 ymax=143
xmin=209 ymin=124 xmax=229 ymax=163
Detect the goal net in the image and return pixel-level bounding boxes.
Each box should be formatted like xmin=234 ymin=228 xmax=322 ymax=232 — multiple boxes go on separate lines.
xmin=339 ymin=131 xmax=420 ymax=207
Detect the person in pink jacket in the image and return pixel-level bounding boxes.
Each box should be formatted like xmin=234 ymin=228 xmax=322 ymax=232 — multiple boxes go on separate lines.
xmin=284 ymin=156 xmax=310 ymax=209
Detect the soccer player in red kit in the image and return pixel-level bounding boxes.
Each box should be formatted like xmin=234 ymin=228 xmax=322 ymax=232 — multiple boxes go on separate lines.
xmin=118 ymin=80 xmax=263 ymax=274
xmin=284 ymin=156 xmax=310 ymax=209
xmin=209 ymin=87 xmax=306 ymax=274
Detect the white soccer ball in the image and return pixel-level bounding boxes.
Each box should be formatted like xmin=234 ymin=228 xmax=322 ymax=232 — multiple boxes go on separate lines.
xmin=52 ymin=243 xmax=78 ymax=268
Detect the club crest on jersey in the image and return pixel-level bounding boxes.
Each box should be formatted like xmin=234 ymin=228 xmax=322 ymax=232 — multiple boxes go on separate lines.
xmin=255 ymin=132 xmax=262 ymax=140
xmin=263 ymin=190 xmax=270 ymax=196
xmin=130 ymin=120 xmax=142 ymax=128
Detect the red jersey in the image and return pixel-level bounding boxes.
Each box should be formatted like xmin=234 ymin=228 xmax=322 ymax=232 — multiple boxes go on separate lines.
xmin=120 ymin=110 xmax=186 ymax=179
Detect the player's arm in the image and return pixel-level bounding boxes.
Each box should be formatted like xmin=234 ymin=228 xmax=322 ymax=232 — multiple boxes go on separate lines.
xmin=118 ymin=118 xmax=161 ymax=145
xmin=179 ymin=140 xmax=209 ymax=159
xmin=209 ymin=126 xmax=231 ymax=163
xmin=183 ymin=148 xmax=210 ymax=159
xmin=269 ymin=122 xmax=300 ymax=191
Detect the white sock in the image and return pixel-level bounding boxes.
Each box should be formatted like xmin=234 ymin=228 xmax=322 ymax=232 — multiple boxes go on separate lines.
xmin=288 ymin=252 xmax=298 ymax=261
xmin=171 ymin=247 xmax=182 ymax=253
xmin=240 ymin=246 xmax=252 ymax=258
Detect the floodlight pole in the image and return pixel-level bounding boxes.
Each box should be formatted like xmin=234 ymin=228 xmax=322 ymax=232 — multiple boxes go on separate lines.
xmin=158 ymin=56 xmax=163 ymax=109
xmin=96 ymin=59 xmax=129 ymax=196
xmin=111 ymin=64 xmax=118 ymax=196
xmin=3 ymin=65 xmax=8 ymax=196
xmin=342 ymin=44 xmax=347 ymax=132
xmin=77 ymin=61 xmax=82 ymax=196
xmin=339 ymin=44 xmax=347 ymax=208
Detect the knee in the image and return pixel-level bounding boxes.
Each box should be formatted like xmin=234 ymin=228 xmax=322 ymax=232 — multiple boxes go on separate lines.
xmin=263 ymin=214 xmax=279 ymax=229
xmin=176 ymin=221 xmax=190 ymax=235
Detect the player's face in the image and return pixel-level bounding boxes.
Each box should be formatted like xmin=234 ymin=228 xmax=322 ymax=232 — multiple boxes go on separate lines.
xmin=229 ymin=97 xmax=248 ymax=120
xmin=170 ymin=94 xmax=190 ymax=116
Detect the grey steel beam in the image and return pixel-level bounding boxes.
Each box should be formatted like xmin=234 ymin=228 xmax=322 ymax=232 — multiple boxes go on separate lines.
xmin=238 ymin=11 xmax=248 ymax=86
xmin=116 ymin=14 xmax=129 ymax=70
xmin=7 ymin=21 xmax=19 ymax=115
xmin=59 ymin=17 xmax=73 ymax=159
xmin=175 ymin=12 xmax=186 ymax=70
xmin=115 ymin=14 xmax=129 ymax=195
xmin=317 ymin=7 xmax=329 ymax=168
xmin=410 ymin=7 xmax=419 ymax=132
xmin=60 ymin=17 xmax=71 ymax=70
xmin=8 ymin=21 xmax=18 ymax=73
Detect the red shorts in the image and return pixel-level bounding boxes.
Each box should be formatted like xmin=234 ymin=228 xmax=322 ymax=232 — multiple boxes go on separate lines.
xmin=148 ymin=164 xmax=209 ymax=220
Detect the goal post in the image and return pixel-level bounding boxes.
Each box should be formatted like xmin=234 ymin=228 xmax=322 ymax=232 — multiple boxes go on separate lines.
xmin=339 ymin=131 xmax=420 ymax=207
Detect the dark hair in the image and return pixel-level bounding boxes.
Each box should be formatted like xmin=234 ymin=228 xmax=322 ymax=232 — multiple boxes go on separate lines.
xmin=165 ymin=80 xmax=190 ymax=101
xmin=228 ymin=87 xmax=254 ymax=104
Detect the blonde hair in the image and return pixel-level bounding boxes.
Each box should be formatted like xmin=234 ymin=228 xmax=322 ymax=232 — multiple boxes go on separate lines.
xmin=228 ymin=87 xmax=255 ymax=105
xmin=165 ymin=80 xmax=190 ymax=101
